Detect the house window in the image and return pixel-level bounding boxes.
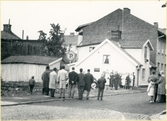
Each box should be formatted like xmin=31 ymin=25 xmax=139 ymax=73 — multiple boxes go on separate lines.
xmin=89 ymin=47 xmax=95 ymax=52
xmin=161 ymin=63 xmax=163 ymax=71
xmin=142 ymin=68 xmax=145 ymax=80
xmin=103 ymin=55 xmax=110 ymax=64
xmin=144 ymin=46 xmax=147 ymax=59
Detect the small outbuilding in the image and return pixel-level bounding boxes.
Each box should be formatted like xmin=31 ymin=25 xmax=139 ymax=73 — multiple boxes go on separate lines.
xmin=1 ymin=55 xmax=62 ymax=82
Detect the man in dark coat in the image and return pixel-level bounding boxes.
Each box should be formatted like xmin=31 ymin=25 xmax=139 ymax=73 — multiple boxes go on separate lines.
xmin=77 ymin=68 xmax=85 ymax=100
xmin=113 ymin=71 xmax=120 ymax=90
xmin=68 ymin=67 xmax=79 ymax=98
xmin=97 ymin=73 xmax=106 ymax=100
xmin=84 ymin=69 xmax=94 ymax=100
xmin=41 ymin=65 xmax=50 ymax=95
xmin=29 ymin=76 xmax=35 ymax=94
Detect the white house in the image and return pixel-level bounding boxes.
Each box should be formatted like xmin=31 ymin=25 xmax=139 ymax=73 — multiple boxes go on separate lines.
xmin=1 ymin=56 xmax=62 ymax=82
xmin=69 ymin=38 xmax=154 ymax=86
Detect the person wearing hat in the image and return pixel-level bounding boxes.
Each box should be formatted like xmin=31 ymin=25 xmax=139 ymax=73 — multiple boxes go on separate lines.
xmin=49 ymin=68 xmax=58 ymax=97
xmin=29 ymin=76 xmax=35 ymax=94
xmin=84 ymin=69 xmax=94 ymax=100
xmin=156 ymin=70 xmax=166 ymax=103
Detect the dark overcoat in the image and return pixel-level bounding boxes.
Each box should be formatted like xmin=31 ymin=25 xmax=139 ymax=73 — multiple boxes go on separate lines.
xmin=42 ymin=70 xmax=50 ymax=88
xmin=157 ymin=76 xmax=166 ymax=95
xmin=84 ymin=73 xmax=94 ymax=91
xmin=78 ymin=73 xmax=85 ymax=87
xmin=68 ymin=71 xmax=79 ymax=85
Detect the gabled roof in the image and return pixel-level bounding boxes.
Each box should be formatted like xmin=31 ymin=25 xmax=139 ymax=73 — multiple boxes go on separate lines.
xmin=1 ymin=31 xmax=21 ymax=40
xmin=76 ymin=39 xmax=142 ymax=67
xmin=64 ymin=35 xmax=78 ymax=45
xmin=75 ymin=22 xmax=93 ymax=32
xmin=1 ymin=56 xmax=60 ymax=65
xmin=76 ymin=8 xmax=159 ymax=49
xmin=158 ymin=28 xmax=166 ymax=36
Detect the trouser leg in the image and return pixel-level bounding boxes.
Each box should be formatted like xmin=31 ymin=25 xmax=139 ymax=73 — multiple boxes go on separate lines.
xmin=101 ymin=89 xmax=104 ymax=100
xmin=68 ymin=84 xmax=72 ymax=98
xmin=97 ymin=89 xmax=100 ymax=100
xmin=72 ymin=85 xmax=76 ymax=98
xmin=59 ymin=88 xmax=62 ymax=98
xmin=63 ymin=89 xmax=65 ymax=98
xmin=86 ymin=91 xmax=90 ymax=99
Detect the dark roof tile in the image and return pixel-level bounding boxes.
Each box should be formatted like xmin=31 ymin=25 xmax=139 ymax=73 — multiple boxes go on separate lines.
xmin=1 ymin=56 xmax=60 ymax=65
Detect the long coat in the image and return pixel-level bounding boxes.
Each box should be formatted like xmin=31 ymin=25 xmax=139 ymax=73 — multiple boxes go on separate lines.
xmin=157 ymin=75 xmax=166 ymax=95
xmin=49 ymin=71 xmax=57 ymax=89
xmin=42 ymin=70 xmax=51 ymax=88
xmin=68 ymin=71 xmax=79 ymax=85
xmin=78 ymin=73 xmax=85 ymax=87
xmin=97 ymin=77 xmax=106 ymax=89
xmin=84 ymin=73 xmax=94 ymax=91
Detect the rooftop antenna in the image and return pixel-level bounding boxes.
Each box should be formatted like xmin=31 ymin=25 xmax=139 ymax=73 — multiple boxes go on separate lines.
xmin=8 ymin=19 xmax=10 ymax=25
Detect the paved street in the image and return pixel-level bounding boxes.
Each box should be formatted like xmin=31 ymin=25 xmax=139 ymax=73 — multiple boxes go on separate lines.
xmin=1 ymin=90 xmax=166 ymax=120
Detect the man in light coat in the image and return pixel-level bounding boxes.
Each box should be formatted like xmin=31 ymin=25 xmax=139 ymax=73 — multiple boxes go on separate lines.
xmin=49 ymin=68 xmax=58 ymax=97
xmin=58 ymin=66 xmax=68 ymax=101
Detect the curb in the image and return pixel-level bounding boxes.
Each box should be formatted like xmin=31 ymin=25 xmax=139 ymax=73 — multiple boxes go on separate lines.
xmin=149 ymin=110 xmax=166 ymax=120
xmin=1 ymin=90 xmax=145 ymax=106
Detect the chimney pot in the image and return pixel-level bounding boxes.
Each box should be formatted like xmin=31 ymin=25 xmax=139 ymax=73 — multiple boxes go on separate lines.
xmin=3 ymin=24 xmax=12 ymax=33
xmin=123 ymin=8 xmax=130 ymax=15
xmin=154 ymin=22 xmax=158 ymax=28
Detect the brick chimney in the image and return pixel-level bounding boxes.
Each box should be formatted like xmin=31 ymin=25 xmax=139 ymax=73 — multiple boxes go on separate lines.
xmin=3 ymin=24 xmax=12 ymax=33
xmin=122 ymin=8 xmax=131 ymax=32
xmin=154 ymin=22 xmax=158 ymax=28
xmin=123 ymin=8 xmax=130 ymax=15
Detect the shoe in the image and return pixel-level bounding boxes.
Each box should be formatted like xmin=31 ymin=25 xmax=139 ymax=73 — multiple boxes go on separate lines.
xmin=149 ymin=100 xmax=154 ymax=103
xmin=101 ymin=99 xmax=103 ymax=101
xmin=58 ymin=97 xmax=61 ymax=98
xmin=86 ymin=98 xmax=89 ymax=100
xmin=97 ymin=99 xmax=99 ymax=100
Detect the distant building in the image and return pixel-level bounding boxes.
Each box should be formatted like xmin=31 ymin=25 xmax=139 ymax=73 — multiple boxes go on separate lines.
xmin=71 ymin=8 xmax=166 ymax=86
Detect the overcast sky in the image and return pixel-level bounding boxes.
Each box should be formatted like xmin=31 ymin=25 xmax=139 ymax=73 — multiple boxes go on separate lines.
xmin=1 ymin=0 xmax=166 ymax=40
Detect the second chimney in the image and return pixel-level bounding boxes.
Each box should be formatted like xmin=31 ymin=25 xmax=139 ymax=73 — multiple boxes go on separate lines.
xmin=3 ymin=24 xmax=12 ymax=33
xmin=154 ymin=22 xmax=158 ymax=28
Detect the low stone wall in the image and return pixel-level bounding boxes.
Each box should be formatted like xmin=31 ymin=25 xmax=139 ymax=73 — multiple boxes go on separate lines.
xmin=1 ymin=81 xmax=43 ymax=97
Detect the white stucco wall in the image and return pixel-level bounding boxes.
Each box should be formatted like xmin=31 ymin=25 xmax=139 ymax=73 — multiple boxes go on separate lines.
xmin=76 ymin=43 xmax=136 ymax=80
xmin=125 ymin=49 xmax=142 ymax=62
xmin=1 ymin=64 xmax=46 ymax=82
xmin=77 ymin=45 xmax=98 ymax=62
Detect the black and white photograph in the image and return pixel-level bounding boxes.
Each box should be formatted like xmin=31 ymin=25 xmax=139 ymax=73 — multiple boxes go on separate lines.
xmin=1 ymin=0 xmax=166 ymax=120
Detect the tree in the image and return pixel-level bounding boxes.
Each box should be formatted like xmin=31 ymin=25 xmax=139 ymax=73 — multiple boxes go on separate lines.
xmin=38 ymin=30 xmax=47 ymax=40
xmin=39 ymin=23 xmax=66 ymax=57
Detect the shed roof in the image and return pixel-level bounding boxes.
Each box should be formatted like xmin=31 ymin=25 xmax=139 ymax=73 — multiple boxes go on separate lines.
xmin=1 ymin=56 xmax=60 ymax=65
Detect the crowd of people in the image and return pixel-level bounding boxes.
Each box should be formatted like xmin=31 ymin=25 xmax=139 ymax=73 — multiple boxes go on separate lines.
xmin=147 ymin=70 xmax=166 ymax=103
xmin=28 ymin=65 xmax=166 ymax=103
xmin=103 ymin=70 xmax=135 ymax=90
xmin=41 ymin=65 xmax=96 ymax=101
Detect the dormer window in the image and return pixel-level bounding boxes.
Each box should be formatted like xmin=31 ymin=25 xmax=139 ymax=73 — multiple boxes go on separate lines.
xmin=89 ymin=47 xmax=95 ymax=52
xmin=111 ymin=30 xmax=121 ymax=39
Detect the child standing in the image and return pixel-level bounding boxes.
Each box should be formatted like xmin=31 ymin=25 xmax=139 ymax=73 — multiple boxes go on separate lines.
xmin=147 ymin=78 xmax=155 ymax=103
xmin=97 ymin=74 xmax=106 ymax=100
xmin=29 ymin=76 xmax=35 ymax=94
